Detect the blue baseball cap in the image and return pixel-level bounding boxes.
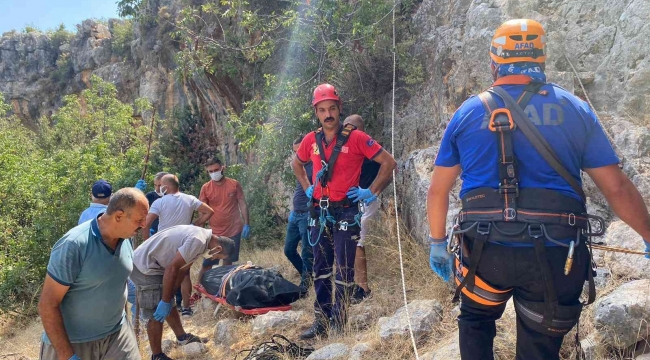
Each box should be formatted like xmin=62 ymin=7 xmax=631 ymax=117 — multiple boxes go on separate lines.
xmin=92 ymin=179 xmax=112 ymax=199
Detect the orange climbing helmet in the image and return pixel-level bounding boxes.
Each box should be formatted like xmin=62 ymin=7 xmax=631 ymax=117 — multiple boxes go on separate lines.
xmin=312 ymin=83 xmax=340 ymax=107
xmin=490 ymin=19 xmax=547 ymax=64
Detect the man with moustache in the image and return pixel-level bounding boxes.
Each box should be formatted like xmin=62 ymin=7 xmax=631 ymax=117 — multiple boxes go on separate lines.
xmin=38 ymin=188 xmax=148 ymax=360
xmin=292 ymin=83 xmax=396 ymax=339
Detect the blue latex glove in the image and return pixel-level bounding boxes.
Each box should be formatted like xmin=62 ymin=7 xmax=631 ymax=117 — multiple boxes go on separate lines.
xmin=135 ymin=179 xmax=146 ymax=192
xmin=305 ymin=185 xmax=314 ymax=199
xmin=346 ymin=187 xmax=377 ymax=205
xmin=153 ymin=300 xmax=172 ymax=322
xmin=242 ymin=224 xmax=251 ymax=239
xmin=644 ymin=240 xmax=650 ymax=259
xmin=429 ymin=236 xmax=452 ymax=282
xmin=69 ymin=355 xmax=81 ymax=360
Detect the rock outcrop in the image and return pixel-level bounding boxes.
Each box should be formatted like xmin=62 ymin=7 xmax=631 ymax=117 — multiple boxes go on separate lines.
xmin=377 ymin=300 xmax=443 ymax=340
xmin=397 ymin=0 xmax=650 ymax=243
xmin=594 ymin=279 xmax=650 ymax=348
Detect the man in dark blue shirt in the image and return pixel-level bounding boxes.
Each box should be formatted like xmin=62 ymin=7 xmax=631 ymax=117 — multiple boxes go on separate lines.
xmin=427 ymin=19 xmax=650 ymax=360
xmin=344 ymin=115 xmax=380 ymax=303
xmin=284 ymin=136 xmax=314 ymax=295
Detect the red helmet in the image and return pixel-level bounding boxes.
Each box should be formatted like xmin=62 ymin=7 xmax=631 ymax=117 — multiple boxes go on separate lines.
xmin=312 ymin=83 xmax=340 ymax=107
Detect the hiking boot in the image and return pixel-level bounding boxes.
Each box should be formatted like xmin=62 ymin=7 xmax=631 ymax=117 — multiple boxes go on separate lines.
xmin=177 ymin=333 xmax=204 ymax=346
xmin=181 ymin=307 xmax=193 ymax=318
xmin=152 ymin=353 xmax=174 ymax=360
xmin=300 ymin=318 xmax=329 ymax=340
xmin=350 ymin=285 xmax=372 ymax=305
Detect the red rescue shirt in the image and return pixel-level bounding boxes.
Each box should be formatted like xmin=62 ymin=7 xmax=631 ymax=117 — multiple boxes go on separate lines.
xmin=296 ymin=128 xmax=383 ymax=201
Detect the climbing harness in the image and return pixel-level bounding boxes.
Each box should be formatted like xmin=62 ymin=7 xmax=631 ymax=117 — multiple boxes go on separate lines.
xmin=306 ymin=123 xmax=362 ymax=247
xmin=448 ymin=81 xmax=606 ymax=340
xmin=235 ymin=334 xmax=314 ymax=360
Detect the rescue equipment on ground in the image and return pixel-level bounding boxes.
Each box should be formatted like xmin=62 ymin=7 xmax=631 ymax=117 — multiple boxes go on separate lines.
xmin=196 ymin=263 xmax=300 ymax=316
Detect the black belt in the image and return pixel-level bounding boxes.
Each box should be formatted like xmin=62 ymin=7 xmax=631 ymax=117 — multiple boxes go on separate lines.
xmin=294 ymin=210 xmax=309 ymax=214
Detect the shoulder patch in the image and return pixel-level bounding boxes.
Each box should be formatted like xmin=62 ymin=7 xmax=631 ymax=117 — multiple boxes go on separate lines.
xmin=367 ymin=139 xmax=376 ymax=147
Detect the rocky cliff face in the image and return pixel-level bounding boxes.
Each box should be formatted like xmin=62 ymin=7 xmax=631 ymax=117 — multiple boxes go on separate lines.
xmin=0 ymin=0 xmax=241 ymax=162
xmin=397 ymin=0 xmax=650 ymax=244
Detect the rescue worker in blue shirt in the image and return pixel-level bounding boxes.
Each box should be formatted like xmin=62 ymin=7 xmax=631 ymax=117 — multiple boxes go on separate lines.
xmin=427 ymin=19 xmax=650 ymax=360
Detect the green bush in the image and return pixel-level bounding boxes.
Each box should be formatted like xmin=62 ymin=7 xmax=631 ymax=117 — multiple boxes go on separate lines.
xmin=111 ymin=20 xmax=135 ymax=59
xmin=0 ymin=76 xmax=151 ymax=317
xmin=47 ymin=23 xmax=75 ymax=49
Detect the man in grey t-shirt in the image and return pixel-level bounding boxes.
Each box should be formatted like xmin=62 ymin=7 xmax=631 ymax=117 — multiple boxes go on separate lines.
xmin=141 ymin=174 xmax=214 ymax=316
xmin=132 ymin=225 xmax=235 ymax=360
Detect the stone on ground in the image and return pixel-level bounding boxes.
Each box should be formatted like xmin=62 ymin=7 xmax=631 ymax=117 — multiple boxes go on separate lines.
xmin=592 ymin=221 xmax=650 ymax=279
xmin=348 ymin=342 xmax=372 ymax=360
xmin=377 ymin=300 xmax=443 ymax=340
xmin=251 ymin=310 xmax=304 ymax=337
xmin=182 ymin=342 xmax=207 ymax=356
xmin=594 ymin=279 xmax=650 ymax=348
xmin=214 ymin=319 xmax=240 ymax=347
xmin=161 ymin=339 xmax=174 ymax=353
xmin=305 ymin=343 xmax=349 ymax=360
xmin=421 ymin=333 xmax=460 ymax=360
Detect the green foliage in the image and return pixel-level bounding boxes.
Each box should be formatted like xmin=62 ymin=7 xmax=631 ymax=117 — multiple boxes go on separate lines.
xmin=0 ymin=77 xmax=151 ymax=316
xmin=111 ymin=20 xmax=135 ymax=59
xmin=47 ymin=24 xmax=75 ymax=50
xmin=158 ymin=106 xmax=219 ymax=195
xmin=168 ymin=0 xmax=424 ymax=246
xmin=117 ymin=0 xmax=142 ymax=18
xmin=22 ymin=24 xmax=40 ymax=34
xmin=49 ymin=52 xmax=74 ymax=88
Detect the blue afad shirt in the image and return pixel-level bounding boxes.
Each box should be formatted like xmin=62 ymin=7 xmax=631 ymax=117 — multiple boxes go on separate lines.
xmin=78 ymin=203 xmax=107 ymax=225
xmin=42 ymin=214 xmax=133 ymax=344
xmin=435 ymin=80 xmax=620 ymax=243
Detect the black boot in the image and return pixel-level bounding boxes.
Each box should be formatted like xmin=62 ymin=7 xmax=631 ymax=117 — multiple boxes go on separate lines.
xmin=298 ymin=274 xmax=313 ymax=299
xmin=300 ymin=315 xmax=329 ymax=340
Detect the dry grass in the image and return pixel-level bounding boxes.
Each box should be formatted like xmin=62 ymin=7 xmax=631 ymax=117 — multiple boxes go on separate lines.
xmin=2 ymin=206 xmax=649 ymax=360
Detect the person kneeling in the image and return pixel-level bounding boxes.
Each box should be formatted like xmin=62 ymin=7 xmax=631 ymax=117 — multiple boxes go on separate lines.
xmin=131 ymin=225 xmax=235 ymax=360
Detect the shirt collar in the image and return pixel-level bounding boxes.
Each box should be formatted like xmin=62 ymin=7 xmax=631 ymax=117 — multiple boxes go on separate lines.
xmin=492 ymin=75 xmax=533 ymax=86
xmin=88 ymin=203 xmax=108 ymax=209
xmin=91 ymin=214 xmax=124 ymax=257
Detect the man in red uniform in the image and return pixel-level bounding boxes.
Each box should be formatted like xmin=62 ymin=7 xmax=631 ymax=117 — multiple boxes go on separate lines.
xmin=198 ymin=157 xmax=250 ymax=281
xmin=292 ymin=83 xmax=396 ymax=339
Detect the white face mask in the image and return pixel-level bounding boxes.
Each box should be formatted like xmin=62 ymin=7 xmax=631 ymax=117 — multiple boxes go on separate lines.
xmin=210 ymin=171 xmax=223 ymax=182
xmin=160 ymin=186 xmax=168 ymax=196
xmin=155 ymin=190 xmax=164 ymax=197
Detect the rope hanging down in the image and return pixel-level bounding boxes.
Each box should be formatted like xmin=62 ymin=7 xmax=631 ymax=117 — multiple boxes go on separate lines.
xmin=390 ymin=2 xmax=421 ymax=359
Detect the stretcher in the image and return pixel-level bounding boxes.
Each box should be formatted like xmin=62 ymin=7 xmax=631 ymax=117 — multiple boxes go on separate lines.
xmin=194 ymin=284 xmax=292 ymax=317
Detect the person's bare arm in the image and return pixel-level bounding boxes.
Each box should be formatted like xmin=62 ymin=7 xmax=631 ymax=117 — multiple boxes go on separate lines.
xmin=367 ymin=150 xmax=397 ymax=195
xmin=141 ymin=213 xmax=158 ymax=240
xmin=161 ymin=252 xmax=189 ymax=303
xmin=291 ymin=155 xmax=311 ymax=192
xmin=585 ymin=164 xmax=650 ymax=240
xmin=193 ymin=203 xmax=214 ymax=227
xmin=237 ymin=190 xmax=250 ymax=225
xmin=39 ymin=275 xmax=75 ymax=360
xmin=426 ymin=165 xmax=462 ymax=238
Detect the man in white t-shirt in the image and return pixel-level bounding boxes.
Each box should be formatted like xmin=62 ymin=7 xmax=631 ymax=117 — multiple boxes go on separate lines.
xmin=132 ymin=225 xmax=235 ymax=360
xmin=141 ymin=174 xmax=214 ymax=316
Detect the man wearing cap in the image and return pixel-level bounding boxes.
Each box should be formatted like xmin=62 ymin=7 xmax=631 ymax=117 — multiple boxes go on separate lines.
xmin=78 ymin=179 xmax=112 ymax=224
xmin=292 ymin=83 xmax=396 ymax=339
xmin=38 ymin=188 xmax=148 ymax=360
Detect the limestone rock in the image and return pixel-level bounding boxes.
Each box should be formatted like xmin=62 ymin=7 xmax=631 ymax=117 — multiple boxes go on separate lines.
xmin=421 ymin=333 xmax=461 ymax=360
xmin=349 ymin=305 xmax=374 ymax=330
xmin=594 ymin=279 xmax=650 ymax=348
xmin=594 ymin=221 xmax=650 ymax=279
xmin=580 ymin=333 xmax=598 ymax=360
xmin=182 ymin=342 xmax=207 ymax=356
xmin=161 ymin=339 xmax=174 ymax=353
xmin=214 ymin=319 xmax=239 ymax=347
xmin=200 ymin=297 xmax=215 ymax=312
xmin=305 ymin=343 xmax=349 ymax=360
xmin=378 ymin=300 xmax=443 ymax=340
xmin=348 ymin=343 xmax=372 ymax=360
xmin=251 ymin=310 xmax=303 ymax=337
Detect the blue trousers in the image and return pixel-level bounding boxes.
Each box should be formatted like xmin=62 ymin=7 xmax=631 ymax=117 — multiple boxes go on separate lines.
xmin=310 ymin=206 xmax=359 ymax=324
xmin=284 ymin=211 xmax=313 ymax=284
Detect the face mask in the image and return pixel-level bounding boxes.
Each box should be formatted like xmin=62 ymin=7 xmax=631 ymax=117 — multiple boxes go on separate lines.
xmin=155 ymin=190 xmax=164 ymax=197
xmin=160 ymin=186 xmax=167 ymax=196
xmin=210 ymin=171 xmax=223 ymax=182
